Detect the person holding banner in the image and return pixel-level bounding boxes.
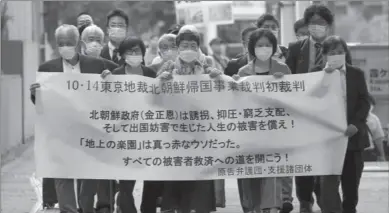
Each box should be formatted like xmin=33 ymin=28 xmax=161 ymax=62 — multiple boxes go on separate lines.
xmin=285 ymin=4 xmax=335 ymax=212
xmin=177 ymin=25 xmax=214 ymax=67
xmin=77 ymin=24 xmax=119 ymax=213
xmin=256 ymin=13 xmax=293 ymax=213
xmin=30 ymin=24 xmax=114 ymax=213
xmin=158 ymin=27 xmax=223 ymax=213
xmin=232 ymin=28 xmax=291 ymax=213
xmin=318 ymin=35 xmax=370 ymax=213
xmin=108 ymin=36 xmax=165 ymax=213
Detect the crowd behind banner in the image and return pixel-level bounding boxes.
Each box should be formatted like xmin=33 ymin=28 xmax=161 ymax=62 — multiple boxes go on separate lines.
xmin=30 ymin=3 xmax=387 ymax=213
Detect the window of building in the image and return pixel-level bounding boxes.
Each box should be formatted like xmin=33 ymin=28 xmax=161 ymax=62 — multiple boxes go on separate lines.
xmin=216 ymin=20 xmax=256 ymax=43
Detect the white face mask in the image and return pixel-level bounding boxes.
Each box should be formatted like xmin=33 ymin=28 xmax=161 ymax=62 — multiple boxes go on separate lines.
xmin=255 ymin=47 xmax=273 ymax=61
xmin=108 ymin=27 xmax=126 ymax=42
xmin=308 ymin=25 xmax=327 ymax=39
xmin=125 ymin=55 xmax=143 ymax=67
xmin=84 ymin=42 xmax=103 ymax=57
xmin=179 ymin=50 xmax=198 ymax=63
xmin=161 ymin=49 xmax=178 ymax=61
xmin=327 ymin=54 xmax=345 ymax=69
xmin=297 ymin=35 xmax=309 ymax=41
xmin=58 ymin=46 xmax=76 ymax=60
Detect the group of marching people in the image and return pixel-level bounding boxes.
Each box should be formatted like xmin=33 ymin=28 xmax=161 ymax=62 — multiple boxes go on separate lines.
xmin=30 ymin=3 xmax=387 ymax=213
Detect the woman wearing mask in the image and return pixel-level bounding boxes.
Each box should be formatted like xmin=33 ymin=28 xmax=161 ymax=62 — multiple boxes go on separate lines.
xmin=177 ymin=25 xmax=214 ymax=67
xmin=256 ymin=14 xmax=288 ymax=64
xmin=318 ymin=35 xmax=370 ymax=213
xmin=149 ymin=34 xmax=179 ymax=73
xmin=234 ymin=28 xmax=291 ymax=213
xmin=173 ymin=25 xmax=226 ymax=210
xmin=158 ymin=29 xmax=223 ymax=213
xmin=111 ymin=37 xmax=164 ymax=213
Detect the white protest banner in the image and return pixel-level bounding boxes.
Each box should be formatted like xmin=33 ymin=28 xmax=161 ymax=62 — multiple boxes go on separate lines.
xmin=35 ymin=71 xmax=348 ymax=180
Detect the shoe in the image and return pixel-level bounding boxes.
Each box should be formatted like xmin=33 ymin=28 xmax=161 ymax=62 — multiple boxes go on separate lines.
xmin=300 ymin=201 xmax=313 ymax=213
xmin=43 ymin=203 xmax=55 ymax=209
xmin=281 ymin=201 xmax=294 ymax=213
xmin=96 ymin=207 xmax=111 ymax=213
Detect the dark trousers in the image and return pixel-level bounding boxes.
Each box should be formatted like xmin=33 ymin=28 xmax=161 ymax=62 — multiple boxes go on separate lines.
xmin=161 ymin=181 xmax=195 ymax=213
xmin=341 ymin=151 xmax=364 ymax=213
xmin=140 ymin=181 xmax=164 ymax=213
xmin=78 ymin=179 xmax=99 ymax=213
xmin=119 ymin=180 xmax=137 ymax=213
xmin=319 ymin=150 xmax=364 ymax=213
xmin=295 ymin=176 xmax=321 ymax=208
xmin=42 ymin=178 xmax=58 ymax=205
xmin=237 ymin=179 xmax=251 ymax=213
xmin=96 ymin=180 xmax=117 ymax=212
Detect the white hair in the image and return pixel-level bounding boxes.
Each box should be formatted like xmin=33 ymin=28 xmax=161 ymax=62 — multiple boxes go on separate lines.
xmin=81 ymin=25 xmax=104 ymax=42
xmin=54 ymin=24 xmax=79 ymax=42
xmin=178 ymin=25 xmax=199 ymax=34
xmin=157 ymin=33 xmax=176 ymax=45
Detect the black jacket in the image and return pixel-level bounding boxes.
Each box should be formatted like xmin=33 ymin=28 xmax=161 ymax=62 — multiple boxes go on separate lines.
xmin=224 ymin=54 xmax=249 ymax=77
xmin=30 ymin=54 xmax=119 ymax=104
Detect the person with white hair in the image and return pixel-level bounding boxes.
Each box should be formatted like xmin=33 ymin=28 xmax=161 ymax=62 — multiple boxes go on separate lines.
xmin=149 ymin=33 xmax=178 ymax=73
xmin=80 ymin=24 xmax=118 ymax=72
xmin=29 ymin=24 xmax=116 ymax=213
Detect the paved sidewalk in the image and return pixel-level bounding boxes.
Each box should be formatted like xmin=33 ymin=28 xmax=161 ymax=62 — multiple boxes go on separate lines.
xmin=1 ymin=144 xmax=37 ymax=213
xmin=1 ymin=144 xmax=388 ymax=213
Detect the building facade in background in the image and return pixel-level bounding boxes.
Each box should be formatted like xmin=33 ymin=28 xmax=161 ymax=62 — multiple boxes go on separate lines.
xmin=0 ymin=1 xmax=44 ymax=155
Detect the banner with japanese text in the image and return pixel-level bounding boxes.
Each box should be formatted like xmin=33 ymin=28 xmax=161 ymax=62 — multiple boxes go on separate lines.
xmin=35 ymin=71 xmax=348 ymax=180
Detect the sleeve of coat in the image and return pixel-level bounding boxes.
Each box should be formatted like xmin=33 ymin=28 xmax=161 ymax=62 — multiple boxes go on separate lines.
xmin=349 ymin=67 xmax=370 ymax=131
xmin=30 ymin=64 xmax=48 ymax=105
xmin=104 ymin=59 xmax=119 ymax=71
xmin=224 ymin=59 xmax=237 ymax=77
xmin=285 ymin=42 xmax=298 ymax=74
